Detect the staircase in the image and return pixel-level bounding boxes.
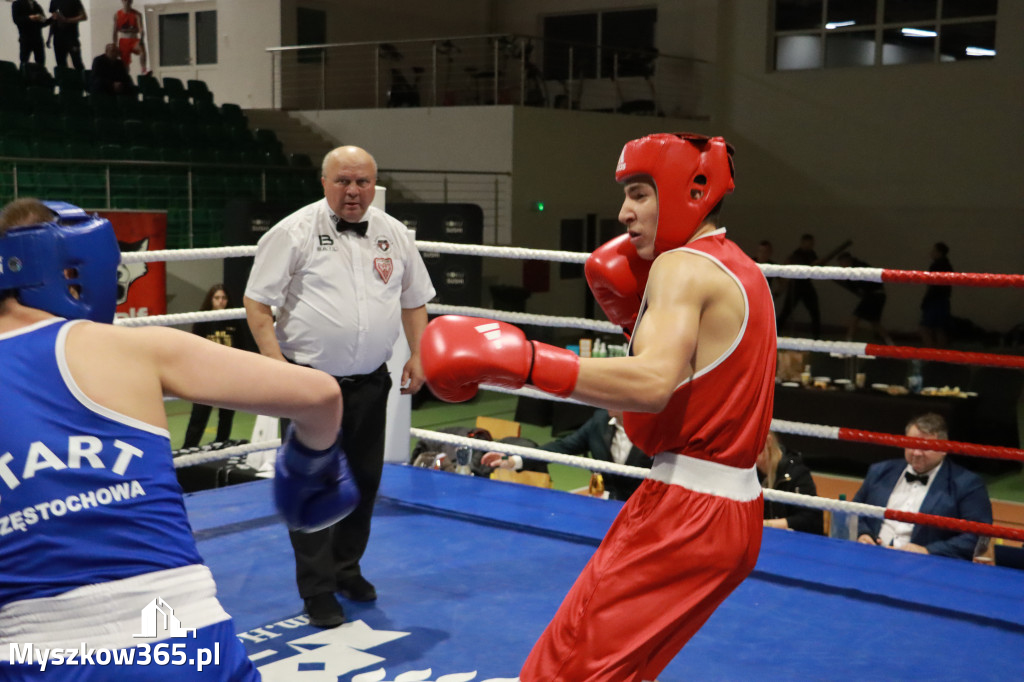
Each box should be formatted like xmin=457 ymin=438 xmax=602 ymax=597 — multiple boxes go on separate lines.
xmin=243 ymin=109 xmax=338 ymax=163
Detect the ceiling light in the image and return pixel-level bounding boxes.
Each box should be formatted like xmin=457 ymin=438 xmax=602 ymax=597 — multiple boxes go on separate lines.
xmin=965 ymin=46 xmax=996 ymax=56
xmin=825 ymin=21 xmax=856 ymax=30
xmin=901 ymin=28 xmax=937 ymax=38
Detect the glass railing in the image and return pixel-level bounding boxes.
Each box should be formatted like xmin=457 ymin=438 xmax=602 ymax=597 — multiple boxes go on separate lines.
xmin=267 ymin=34 xmax=711 ymax=119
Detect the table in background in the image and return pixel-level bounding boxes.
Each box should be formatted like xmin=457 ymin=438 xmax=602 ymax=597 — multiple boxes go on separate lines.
xmin=773 ymin=384 xmax=1018 ymax=476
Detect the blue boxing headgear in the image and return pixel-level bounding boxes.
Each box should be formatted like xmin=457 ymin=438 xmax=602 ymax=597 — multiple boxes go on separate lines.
xmin=0 ymin=202 xmax=120 ymax=322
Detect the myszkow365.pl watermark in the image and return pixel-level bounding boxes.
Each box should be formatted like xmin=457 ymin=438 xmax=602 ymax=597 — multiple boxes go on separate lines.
xmin=8 ymin=597 xmax=220 ymax=672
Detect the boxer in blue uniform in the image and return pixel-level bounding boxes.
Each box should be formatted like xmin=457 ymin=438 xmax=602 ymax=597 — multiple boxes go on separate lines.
xmin=0 ymin=198 xmax=358 ymax=681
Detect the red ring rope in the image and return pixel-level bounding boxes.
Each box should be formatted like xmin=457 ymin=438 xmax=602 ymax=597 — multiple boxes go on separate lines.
xmin=835 ymin=428 xmax=1024 ymax=464
xmin=881 ymin=269 xmax=1024 ymax=288
xmin=862 ymin=344 xmax=1024 ymax=369
xmin=883 ymin=509 xmax=1024 ymax=544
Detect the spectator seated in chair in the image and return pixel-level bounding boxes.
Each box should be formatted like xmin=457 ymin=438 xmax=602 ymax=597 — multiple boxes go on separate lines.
xmin=758 ymin=431 xmax=824 ymax=535
xmin=481 ymin=408 xmax=652 ymax=501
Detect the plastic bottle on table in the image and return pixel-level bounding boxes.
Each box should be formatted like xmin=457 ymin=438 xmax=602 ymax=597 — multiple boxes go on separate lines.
xmin=454 ymin=446 xmax=472 ymax=475
xmin=907 ymin=360 xmax=923 ymax=394
xmin=830 ymin=494 xmax=851 ymax=540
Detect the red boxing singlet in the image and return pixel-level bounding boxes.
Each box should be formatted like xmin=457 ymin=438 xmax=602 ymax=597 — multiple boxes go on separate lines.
xmin=624 ymin=228 xmax=777 ymax=468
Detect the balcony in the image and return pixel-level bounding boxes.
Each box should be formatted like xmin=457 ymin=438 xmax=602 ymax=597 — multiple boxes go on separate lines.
xmin=267 ymin=34 xmax=711 ymax=119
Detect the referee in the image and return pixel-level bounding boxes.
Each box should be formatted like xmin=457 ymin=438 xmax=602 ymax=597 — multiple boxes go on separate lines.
xmin=244 ymin=145 xmax=436 ymax=628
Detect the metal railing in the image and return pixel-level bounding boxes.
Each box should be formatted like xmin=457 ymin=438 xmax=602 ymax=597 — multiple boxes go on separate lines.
xmin=0 ymin=158 xmax=511 ymax=246
xmin=381 ymin=168 xmax=511 ymax=244
xmin=267 ymin=34 xmax=711 ymax=119
xmin=0 ymin=156 xmax=319 ymax=248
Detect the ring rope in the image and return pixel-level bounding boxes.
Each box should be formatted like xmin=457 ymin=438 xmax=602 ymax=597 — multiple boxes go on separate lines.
xmin=120 ymin=243 xmax=1024 ymax=288
xmin=769 ymin=418 xmax=1024 ymax=463
xmin=167 ymin=428 xmax=1024 ymax=543
xmin=115 ymin=307 xmax=1024 ymax=371
xmin=478 ymin=386 xmax=1024 ymax=462
xmin=173 ymin=439 xmax=279 ymax=469
xmin=408 ymin=428 xmax=1024 ymax=544
xmin=138 ymin=243 xmax=1024 ymax=543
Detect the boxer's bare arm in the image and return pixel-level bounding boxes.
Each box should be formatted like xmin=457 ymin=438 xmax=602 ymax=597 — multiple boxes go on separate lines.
xmin=66 ymin=323 xmax=341 ymax=450
xmin=571 ymin=251 xmax=743 ymax=413
xmin=244 ymin=296 xmax=288 ymax=362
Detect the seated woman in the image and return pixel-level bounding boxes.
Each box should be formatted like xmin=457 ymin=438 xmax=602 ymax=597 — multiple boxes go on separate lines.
xmin=758 ymin=431 xmax=824 ymax=535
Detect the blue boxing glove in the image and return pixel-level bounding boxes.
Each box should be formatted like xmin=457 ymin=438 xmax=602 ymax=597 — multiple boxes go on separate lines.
xmin=274 ymin=427 xmax=360 ymax=533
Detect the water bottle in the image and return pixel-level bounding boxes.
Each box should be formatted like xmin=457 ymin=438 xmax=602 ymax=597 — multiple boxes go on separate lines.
xmin=907 ymin=360 xmax=923 ymax=394
xmin=830 ymin=494 xmax=850 ymax=540
xmin=454 ymin=446 xmax=472 ymax=475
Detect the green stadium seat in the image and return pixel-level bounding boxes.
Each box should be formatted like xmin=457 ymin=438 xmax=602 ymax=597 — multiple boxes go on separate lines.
xmin=162 ymin=77 xmax=189 ymax=101
xmin=21 ymin=62 xmax=55 ymax=92
xmin=54 ymin=66 xmax=85 ymax=96
xmin=98 ymin=143 xmax=127 ymax=160
xmin=137 ymin=74 xmax=164 ymax=102
xmin=220 ymin=103 xmax=248 ymax=130
xmin=187 ymin=79 xmax=214 ymax=104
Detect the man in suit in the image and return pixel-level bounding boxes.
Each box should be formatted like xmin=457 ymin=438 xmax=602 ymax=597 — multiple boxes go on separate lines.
xmin=481 ymin=408 xmax=652 ymax=500
xmin=853 ymin=412 xmax=991 ymax=560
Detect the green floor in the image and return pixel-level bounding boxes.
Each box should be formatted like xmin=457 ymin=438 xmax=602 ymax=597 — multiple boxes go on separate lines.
xmin=166 ymin=391 xmax=1024 ymax=503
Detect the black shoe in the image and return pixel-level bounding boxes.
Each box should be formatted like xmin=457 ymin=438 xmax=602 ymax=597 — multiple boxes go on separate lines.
xmin=337 ymin=575 xmax=377 ymax=602
xmin=304 ymin=593 xmax=344 ymax=628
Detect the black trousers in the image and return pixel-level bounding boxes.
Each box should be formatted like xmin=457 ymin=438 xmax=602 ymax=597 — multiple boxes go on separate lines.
xmin=777 ymin=280 xmax=821 ymax=339
xmin=287 ymin=363 xmax=392 ymax=598
xmin=182 ymin=403 xmax=236 ymax=448
xmin=53 ymin=35 xmax=83 ymax=70
xmin=19 ymin=38 xmax=45 ymax=67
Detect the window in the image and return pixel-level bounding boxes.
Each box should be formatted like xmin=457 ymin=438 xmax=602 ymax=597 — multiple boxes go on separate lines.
xmin=155 ymin=6 xmax=217 ymax=68
xmin=773 ymin=0 xmax=997 ymax=70
xmin=543 ymin=9 xmax=657 ymax=80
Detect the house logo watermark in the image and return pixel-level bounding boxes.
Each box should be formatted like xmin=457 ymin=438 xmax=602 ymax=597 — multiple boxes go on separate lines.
xmin=133 ymin=597 xmax=196 ymax=639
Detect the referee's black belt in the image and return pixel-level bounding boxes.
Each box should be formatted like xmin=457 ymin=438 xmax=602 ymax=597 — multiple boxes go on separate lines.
xmin=335 ymin=362 xmax=389 ymax=384
xmin=285 ymin=357 xmax=388 ymax=383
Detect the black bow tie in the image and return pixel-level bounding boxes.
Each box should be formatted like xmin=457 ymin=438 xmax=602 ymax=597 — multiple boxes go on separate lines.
xmin=905 ymin=471 xmax=929 ymax=485
xmin=333 ymin=217 xmax=368 ymax=237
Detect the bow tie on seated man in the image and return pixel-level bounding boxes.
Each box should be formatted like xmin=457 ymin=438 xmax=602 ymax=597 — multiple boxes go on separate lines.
xmin=904 ymin=471 xmax=929 ymax=485
xmin=331 ymin=215 xmax=368 ymax=236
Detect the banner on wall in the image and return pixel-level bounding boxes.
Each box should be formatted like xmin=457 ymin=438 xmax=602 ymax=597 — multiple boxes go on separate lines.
xmin=96 ymin=210 xmax=168 ymax=319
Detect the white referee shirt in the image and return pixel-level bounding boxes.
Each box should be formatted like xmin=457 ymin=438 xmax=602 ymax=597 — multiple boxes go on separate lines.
xmin=878 ymin=460 xmax=942 ymax=548
xmin=245 ymin=199 xmax=436 ymax=377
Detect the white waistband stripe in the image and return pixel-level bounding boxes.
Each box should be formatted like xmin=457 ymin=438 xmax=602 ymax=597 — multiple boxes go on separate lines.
xmin=648 ymin=453 xmax=762 ymax=502
xmin=0 ymin=564 xmax=230 ymax=651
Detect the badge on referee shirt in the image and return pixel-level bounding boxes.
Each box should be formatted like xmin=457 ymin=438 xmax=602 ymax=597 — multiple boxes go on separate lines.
xmin=374 ymin=258 xmax=394 ymax=283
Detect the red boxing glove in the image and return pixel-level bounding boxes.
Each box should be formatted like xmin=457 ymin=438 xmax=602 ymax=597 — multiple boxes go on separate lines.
xmin=421 ymin=315 xmax=580 ymax=403
xmin=585 ymin=233 xmax=652 ymax=337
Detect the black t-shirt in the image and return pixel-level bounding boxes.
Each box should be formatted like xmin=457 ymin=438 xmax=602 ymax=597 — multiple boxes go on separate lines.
xmin=49 ymin=0 xmax=84 ymax=38
xmin=12 ymin=0 xmax=47 ymax=41
xmin=923 ymin=256 xmax=953 ymax=303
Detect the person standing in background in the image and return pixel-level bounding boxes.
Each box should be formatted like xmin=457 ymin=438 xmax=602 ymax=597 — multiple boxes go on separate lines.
xmin=48 ymin=0 xmax=87 ymax=70
xmin=11 ymin=0 xmax=49 ymax=70
xmin=182 ymin=284 xmax=238 ymax=448
xmin=920 ymin=242 xmax=953 ymax=347
xmin=112 ymin=0 xmax=149 ymax=75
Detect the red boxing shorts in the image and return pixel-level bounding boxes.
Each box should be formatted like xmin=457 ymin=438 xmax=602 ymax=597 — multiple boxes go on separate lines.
xmin=118 ymin=38 xmax=142 ymax=66
xmin=521 ymin=454 xmax=763 ymax=682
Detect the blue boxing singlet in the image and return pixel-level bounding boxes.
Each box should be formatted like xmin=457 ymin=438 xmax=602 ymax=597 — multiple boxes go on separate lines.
xmin=0 ymin=318 xmax=202 ymax=608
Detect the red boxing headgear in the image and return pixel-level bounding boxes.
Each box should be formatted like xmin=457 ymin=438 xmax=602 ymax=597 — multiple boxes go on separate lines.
xmin=615 ymin=132 xmax=735 ymax=255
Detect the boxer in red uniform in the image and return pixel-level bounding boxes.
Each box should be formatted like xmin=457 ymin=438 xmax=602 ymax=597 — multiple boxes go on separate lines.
xmin=420 ymin=133 xmax=776 ymax=681
xmin=113 ymin=0 xmax=147 ymax=74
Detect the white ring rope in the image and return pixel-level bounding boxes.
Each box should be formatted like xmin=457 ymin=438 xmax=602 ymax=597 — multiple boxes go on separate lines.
xmin=121 ymin=243 xmax=889 ymax=284
xmin=407 ymin=428 xmax=884 ymax=519
xmin=111 ymin=306 xmax=872 ymax=359
xmin=140 ymin=242 xmax=1004 ymax=527
xmin=173 ymin=439 xmax=280 ymax=469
